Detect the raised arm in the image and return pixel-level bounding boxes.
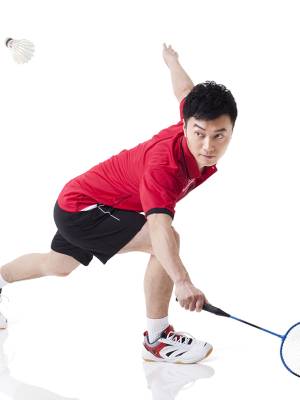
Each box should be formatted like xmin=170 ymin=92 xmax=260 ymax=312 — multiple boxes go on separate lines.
xmin=162 ymin=43 xmax=194 ymax=102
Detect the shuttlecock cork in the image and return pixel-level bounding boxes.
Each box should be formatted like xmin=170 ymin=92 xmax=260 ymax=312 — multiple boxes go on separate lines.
xmin=5 ymin=37 xmax=35 ymax=64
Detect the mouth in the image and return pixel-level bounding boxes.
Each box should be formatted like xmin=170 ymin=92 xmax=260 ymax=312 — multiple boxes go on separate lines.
xmin=199 ymin=154 xmax=215 ymax=159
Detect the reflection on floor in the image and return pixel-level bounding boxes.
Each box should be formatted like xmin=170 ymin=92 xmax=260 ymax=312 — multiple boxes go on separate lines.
xmin=0 ymin=329 xmax=79 ymax=400
xmin=142 ymin=359 xmax=214 ymax=399
xmin=1 ymin=328 xmax=214 ymax=400
xmin=0 ymin=329 xmax=214 ymax=400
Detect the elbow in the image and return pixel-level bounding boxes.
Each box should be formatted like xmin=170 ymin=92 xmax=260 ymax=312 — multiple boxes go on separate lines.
xmin=147 ymin=213 xmax=173 ymax=230
xmin=175 ymin=86 xmax=194 ymax=103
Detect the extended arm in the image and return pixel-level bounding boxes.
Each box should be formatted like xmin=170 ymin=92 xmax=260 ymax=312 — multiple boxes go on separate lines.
xmin=162 ymin=43 xmax=194 ymax=102
xmin=147 ymin=213 xmax=207 ymax=312
xmin=148 ymin=213 xmax=190 ymax=284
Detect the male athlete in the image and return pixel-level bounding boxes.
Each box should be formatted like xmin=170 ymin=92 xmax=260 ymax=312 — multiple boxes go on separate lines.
xmin=0 ymin=43 xmax=237 ymax=364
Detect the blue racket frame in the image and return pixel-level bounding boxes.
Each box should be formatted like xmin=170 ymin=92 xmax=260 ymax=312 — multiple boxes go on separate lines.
xmin=176 ymin=299 xmax=300 ymax=377
xmin=203 ymin=303 xmax=300 ymax=378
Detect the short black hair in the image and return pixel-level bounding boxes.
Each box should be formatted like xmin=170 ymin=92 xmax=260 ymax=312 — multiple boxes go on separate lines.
xmin=183 ymin=81 xmax=238 ymax=127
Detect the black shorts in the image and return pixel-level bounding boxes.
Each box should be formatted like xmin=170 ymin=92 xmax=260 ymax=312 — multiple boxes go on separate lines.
xmin=51 ymin=201 xmax=147 ymax=266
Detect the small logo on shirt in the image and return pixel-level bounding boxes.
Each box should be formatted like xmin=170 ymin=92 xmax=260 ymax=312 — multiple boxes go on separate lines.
xmin=181 ymin=179 xmax=196 ymax=194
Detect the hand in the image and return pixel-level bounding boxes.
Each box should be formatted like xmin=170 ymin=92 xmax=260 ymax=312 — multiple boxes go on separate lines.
xmin=175 ymin=280 xmax=207 ymax=312
xmin=162 ymin=43 xmax=179 ymax=68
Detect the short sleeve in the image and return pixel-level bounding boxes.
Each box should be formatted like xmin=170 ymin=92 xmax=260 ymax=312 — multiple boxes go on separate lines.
xmin=179 ymin=96 xmax=186 ymax=121
xmin=139 ymin=167 xmax=181 ymax=220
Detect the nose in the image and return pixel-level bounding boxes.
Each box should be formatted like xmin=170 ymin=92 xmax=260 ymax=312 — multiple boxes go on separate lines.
xmin=202 ymin=137 xmax=214 ymax=154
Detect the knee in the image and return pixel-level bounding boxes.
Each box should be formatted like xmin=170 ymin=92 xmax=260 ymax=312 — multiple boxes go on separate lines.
xmin=54 ymin=270 xmax=71 ymax=277
xmin=45 ymin=265 xmax=71 ymax=277
xmin=43 ymin=251 xmax=80 ymax=277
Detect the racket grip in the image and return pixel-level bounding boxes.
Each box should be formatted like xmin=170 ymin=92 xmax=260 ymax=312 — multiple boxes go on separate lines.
xmin=175 ymin=297 xmax=230 ymax=317
xmin=203 ymin=303 xmax=230 ymax=317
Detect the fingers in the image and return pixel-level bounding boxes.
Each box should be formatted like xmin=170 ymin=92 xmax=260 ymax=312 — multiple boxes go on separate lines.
xmin=195 ymin=298 xmax=204 ymax=312
xmin=180 ymin=299 xmax=192 ymax=310
xmin=180 ymin=296 xmax=204 ymax=312
xmin=163 ymin=43 xmax=176 ymax=52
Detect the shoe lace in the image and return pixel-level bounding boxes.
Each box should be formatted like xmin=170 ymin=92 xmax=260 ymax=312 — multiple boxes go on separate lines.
xmin=166 ymin=330 xmax=195 ymax=345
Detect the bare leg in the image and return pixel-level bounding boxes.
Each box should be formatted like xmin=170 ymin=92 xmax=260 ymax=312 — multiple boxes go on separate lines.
xmin=118 ymin=222 xmax=180 ymax=319
xmin=0 ymin=251 xmax=80 ymax=283
xmin=144 ymin=254 xmax=174 ymax=318
xmin=144 ymin=230 xmax=180 ymax=318
xmin=0 ymin=253 xmax=48 ymax=283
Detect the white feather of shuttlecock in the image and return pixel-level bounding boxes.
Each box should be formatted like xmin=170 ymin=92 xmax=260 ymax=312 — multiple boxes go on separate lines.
xmin=6 ymin=38 xmax=35 ymax=64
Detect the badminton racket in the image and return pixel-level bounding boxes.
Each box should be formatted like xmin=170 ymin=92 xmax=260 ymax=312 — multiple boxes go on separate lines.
xmin=176 ymin=299 xmax=300 ymax=377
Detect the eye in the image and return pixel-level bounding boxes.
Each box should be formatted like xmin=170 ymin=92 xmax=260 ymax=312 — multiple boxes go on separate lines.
xmin=215 ymin=133 xmax=225 ymax=139
xmin=195 ymin=131 xmax=204 ymax=137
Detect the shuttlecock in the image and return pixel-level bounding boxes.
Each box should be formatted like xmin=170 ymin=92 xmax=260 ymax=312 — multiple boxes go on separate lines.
xmin=5 ymin=37 xmax=35 ymax=64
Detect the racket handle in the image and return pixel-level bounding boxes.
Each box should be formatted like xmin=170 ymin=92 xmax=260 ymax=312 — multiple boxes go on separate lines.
xmin=203 ymin=303 xmax=230 ymax=317
xmin=175 ymin=298 xmax=230 ymax=317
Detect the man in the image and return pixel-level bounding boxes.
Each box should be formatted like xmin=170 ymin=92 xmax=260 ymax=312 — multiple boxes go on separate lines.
xmin=0 ymin=43 xmax=237 ymax=364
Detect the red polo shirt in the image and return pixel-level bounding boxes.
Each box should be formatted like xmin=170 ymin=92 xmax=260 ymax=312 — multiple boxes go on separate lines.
xmin=57 ymin=97 xmax=217 ymax=219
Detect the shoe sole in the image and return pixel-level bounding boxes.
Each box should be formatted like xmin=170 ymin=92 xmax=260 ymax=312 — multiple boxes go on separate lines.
xmin=143 ymin=346 xmax=213 ymax=364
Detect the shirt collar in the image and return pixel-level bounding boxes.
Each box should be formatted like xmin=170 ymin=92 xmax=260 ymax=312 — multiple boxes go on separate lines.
xmin=180 ymin=135 xmax=218 ymax=179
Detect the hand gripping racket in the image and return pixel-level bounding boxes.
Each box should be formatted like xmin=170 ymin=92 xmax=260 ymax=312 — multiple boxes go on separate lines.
xmin=176 ymin=299 xmax=300 ymax=377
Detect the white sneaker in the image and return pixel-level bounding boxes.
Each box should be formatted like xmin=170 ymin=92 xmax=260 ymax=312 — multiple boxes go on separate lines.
xmin=0 ymin=290 xmax=7 ymax=330
xmin=142 ymin=324 xmax=213 ymax=364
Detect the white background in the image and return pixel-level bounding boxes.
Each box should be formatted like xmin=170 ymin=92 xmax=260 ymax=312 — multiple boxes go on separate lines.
xmin=0 ymin=0 xmax=299 ymax=398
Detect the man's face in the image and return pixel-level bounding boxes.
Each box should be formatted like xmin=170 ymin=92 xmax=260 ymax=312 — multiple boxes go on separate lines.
xmin=183 ymin=114 xmax=233 ymax=169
